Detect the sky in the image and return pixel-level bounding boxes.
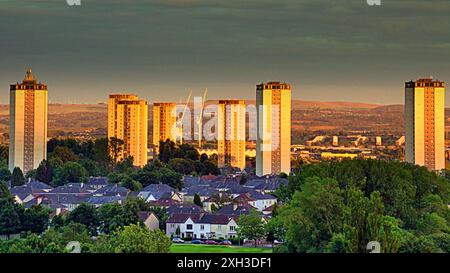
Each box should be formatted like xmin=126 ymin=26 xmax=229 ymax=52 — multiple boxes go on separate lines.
xmin=1 ymin=0 xmax=450 ymax=105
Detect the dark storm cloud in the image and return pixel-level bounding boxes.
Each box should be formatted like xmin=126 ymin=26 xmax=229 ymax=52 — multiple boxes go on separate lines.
xmin=0 ymin=0 xmax=449 ymax=104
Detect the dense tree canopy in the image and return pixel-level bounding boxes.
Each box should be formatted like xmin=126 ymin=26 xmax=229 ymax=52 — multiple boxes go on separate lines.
xmin=272 ymin=159 xmax=450 ymax=253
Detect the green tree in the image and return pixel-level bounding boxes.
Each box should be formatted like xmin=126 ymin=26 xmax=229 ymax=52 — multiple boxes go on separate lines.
xmin=193 ymin=193 xmax=203 ymax=207
xmin=11 ymin=167 xmax=25 ymax=187
xmin=108 ymin=137 xmax=125 ymax=165
xmin=36 ymin=159 xmax=53 ymax=184
xmin=0 ymin=199 xmax=23 ymax=237
xmin=50 ymin=146 xmax=79 ymax=163
xmin=22 ymin=205 xmax=51 ymax=234
xmin=0 ymin=166 xmax=11 ymax=183
xmin=66 ymin=203 xmax=99 ymax=235
xmin=97 ymin=203 xmax=126 ymax=234
xmin=95 ymin=224 xmax=171 ymax=253
xmin=120 ymin=175 xmax=142 ymax=192
xmin=53 ymin=162 xmax=88 ymax=186
xmin=236 ymin=210 xmax=266 ymax=247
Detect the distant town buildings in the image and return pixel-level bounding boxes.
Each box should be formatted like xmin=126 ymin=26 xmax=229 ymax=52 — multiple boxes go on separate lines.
xmin=9 ymin=69 xmax=48 ymax=173
xmin=256 ymin=82 xmax=291 ymax=176
xmin=217 ymin=100 xmax=246 ymax=170
xmin=332 ymin=136 xmax=339 ymax=146
xmin=376 ymin=136 xmax=382 ymax=146
xmin=405 ymin=78 xmax=445 ymax=171
xmin=152 ymin=102 xmax=180 ymax=149
xmin=108 ymin=94 xmax=148 ymax=167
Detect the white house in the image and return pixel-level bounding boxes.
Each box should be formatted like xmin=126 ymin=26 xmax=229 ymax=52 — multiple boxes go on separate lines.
xmin=166 ymin=213 xmax=238 ymax=239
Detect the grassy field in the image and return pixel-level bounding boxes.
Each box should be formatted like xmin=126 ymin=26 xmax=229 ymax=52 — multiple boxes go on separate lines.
xmin=170 ymin=244 xmax=272 ymax=253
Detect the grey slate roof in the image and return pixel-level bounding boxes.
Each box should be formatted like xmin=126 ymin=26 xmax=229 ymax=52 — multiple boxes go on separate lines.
xmin=217 ymin=204 xmax=257 ymax=216
xmin=49 ymin=183 xmax=95 ymax=194
xmin=93 ymin=184 xmax=129 ymax=196
xmin=167 ymin=203 xmax=205 ymax=215
xmin=196 ymin=214 xmax=233 ymax=225
xmin=87 ymin=195 xmax=126 ymax=205
xmin=86 ymin=177 xmax=109 ymax=186
xmin=139 ymin=184 xmax=176 ymax=200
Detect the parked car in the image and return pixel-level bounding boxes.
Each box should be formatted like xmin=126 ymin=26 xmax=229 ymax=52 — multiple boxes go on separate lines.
xmin=191 ymin=239 xmax=204 ymax=244
xmin=220 ymin=240 xmax=232 ymax=246
xmin=172 ymin=237 xmax=185 ymax=244
xmin=205 ymin=240 xmax=219 ymax=245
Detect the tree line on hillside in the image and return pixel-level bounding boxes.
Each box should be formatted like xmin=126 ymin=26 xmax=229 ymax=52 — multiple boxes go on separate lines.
xmin=269 ymin=159 xmax=450 ymax=253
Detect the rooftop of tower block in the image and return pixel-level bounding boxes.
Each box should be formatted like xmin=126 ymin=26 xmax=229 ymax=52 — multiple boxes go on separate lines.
xmin=405 ymin=78 xmax=445 ymax=88
xmin=153 ymin=102 xmax=177 ymax=107
xmin=256 ymin=81 xmax=291 ymax=90
xmin=10 ymin=68 xmax=47 ymax=91
xmin=219 ymin=99 xmax=245 ymax=105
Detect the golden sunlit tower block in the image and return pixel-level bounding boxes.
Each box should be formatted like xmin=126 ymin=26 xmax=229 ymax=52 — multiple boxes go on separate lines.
xmin=153 ymin=102 xmax=181 ymax=149
xmin=256 ymin=82 xmax=291 ymax=176
xmin=217 ymin=100 xmax=246 ymax=170
xmin=405 ymin=78 xmax=445 ymax=171
xmin=9 ymin=69 xmax=48 ymax=173
xmin=108 ymin=94 xmax=148 ymax=167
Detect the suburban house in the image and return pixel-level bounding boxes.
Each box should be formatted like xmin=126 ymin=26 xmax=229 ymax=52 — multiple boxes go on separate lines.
xmin=165 ymin=214 xmax=202 ymax=238
xmin=166 ymin=213 xmax=237 ymax=239
xmin=138 ymin=184 xmax=181 ymax=202
xmin=138 ymin=211 xmax=160 ymax=231
xmin=86 ymin=177 xmax=109 ymax=190
xmin=10 ymin=180 xmax=53 ymax=204
xmin=246 ymin=191 xmax=277 ymax=211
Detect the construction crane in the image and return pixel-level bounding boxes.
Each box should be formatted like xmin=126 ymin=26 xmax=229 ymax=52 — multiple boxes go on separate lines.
xmin=197 ymin=88 xmax=208 ymax=148
xmin=177 ymin=89 xmax=192 ymax=144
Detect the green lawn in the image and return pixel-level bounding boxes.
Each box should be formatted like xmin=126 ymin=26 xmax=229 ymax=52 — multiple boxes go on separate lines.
xmin=170 ymin=244 xmax=273 ymax=253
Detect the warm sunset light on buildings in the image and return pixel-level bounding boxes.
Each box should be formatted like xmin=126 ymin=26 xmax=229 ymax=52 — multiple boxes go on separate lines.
xmin=153 ymin=102 xmax=180 ymax=149
xmin=256 ymin=82 xmax=291 ymax=176
xmin=108 ymin=94 xmax=148 ymax=167
xmin=405 ymin=78 xmax=445 ymax=171
xmin=9 ymin=69 xmax=48 ymax=173
xmin=217 ymin=100 xmax=246 ymax=170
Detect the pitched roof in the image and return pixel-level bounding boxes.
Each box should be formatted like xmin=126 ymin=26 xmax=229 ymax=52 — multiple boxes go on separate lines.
xmin=45 ymin=194 xmax=92 ymax=205
xmin=25 ymin=180 xmax=53 ymax=191
xmin=87 ymin=195 xmax=125 ymax=205
xmin=139 ymin=184 xmax=176 ymax=200
xmin=49 ymin=183 xmax=95 ymax=194
xmin=149 ymin=198 xmax=180 ymax=207
xmin=233 ymin=193 xmax=256 ymax=203
xmin=167 ymin=213 xmax=201 ymax=223
xmin=93 ymin=184 xmax=129 ymax=196
xmin=196 ymin=214 xmax=233 ymax=225
xmin=182 ymin=186 xmax=218 ymax=197
xmin=11 ymin=181 xmax=53 ymax=200
xmin=246 ymin=190 xmax=277 ymax=200
xmin=86 ymin=177 xmax=109 ymax=186
xmin=137 ymin=211 xmax=158 ymax=222
xmin=167 ymin=203 xmax=205 ymax=215
xmin=217 ymin=203 xmax=257 ymax=216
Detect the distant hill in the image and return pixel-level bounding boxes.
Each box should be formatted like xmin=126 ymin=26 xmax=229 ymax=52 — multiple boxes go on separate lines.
xmin=203 ymin=100 xmax=382 ymax=109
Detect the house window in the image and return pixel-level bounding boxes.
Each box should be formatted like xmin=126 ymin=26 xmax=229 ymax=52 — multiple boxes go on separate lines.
xmin=186 ymin=224 xmax=193 ymax=230
xmin=230 ymin=226 xmax=235 ymax=231
xmin=200 ymin=225 xmax=205 ymax=231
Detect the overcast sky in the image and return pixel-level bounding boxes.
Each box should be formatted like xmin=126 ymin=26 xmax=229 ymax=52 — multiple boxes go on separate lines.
xmin=1 ymin=0 xmax=450 ymax=105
